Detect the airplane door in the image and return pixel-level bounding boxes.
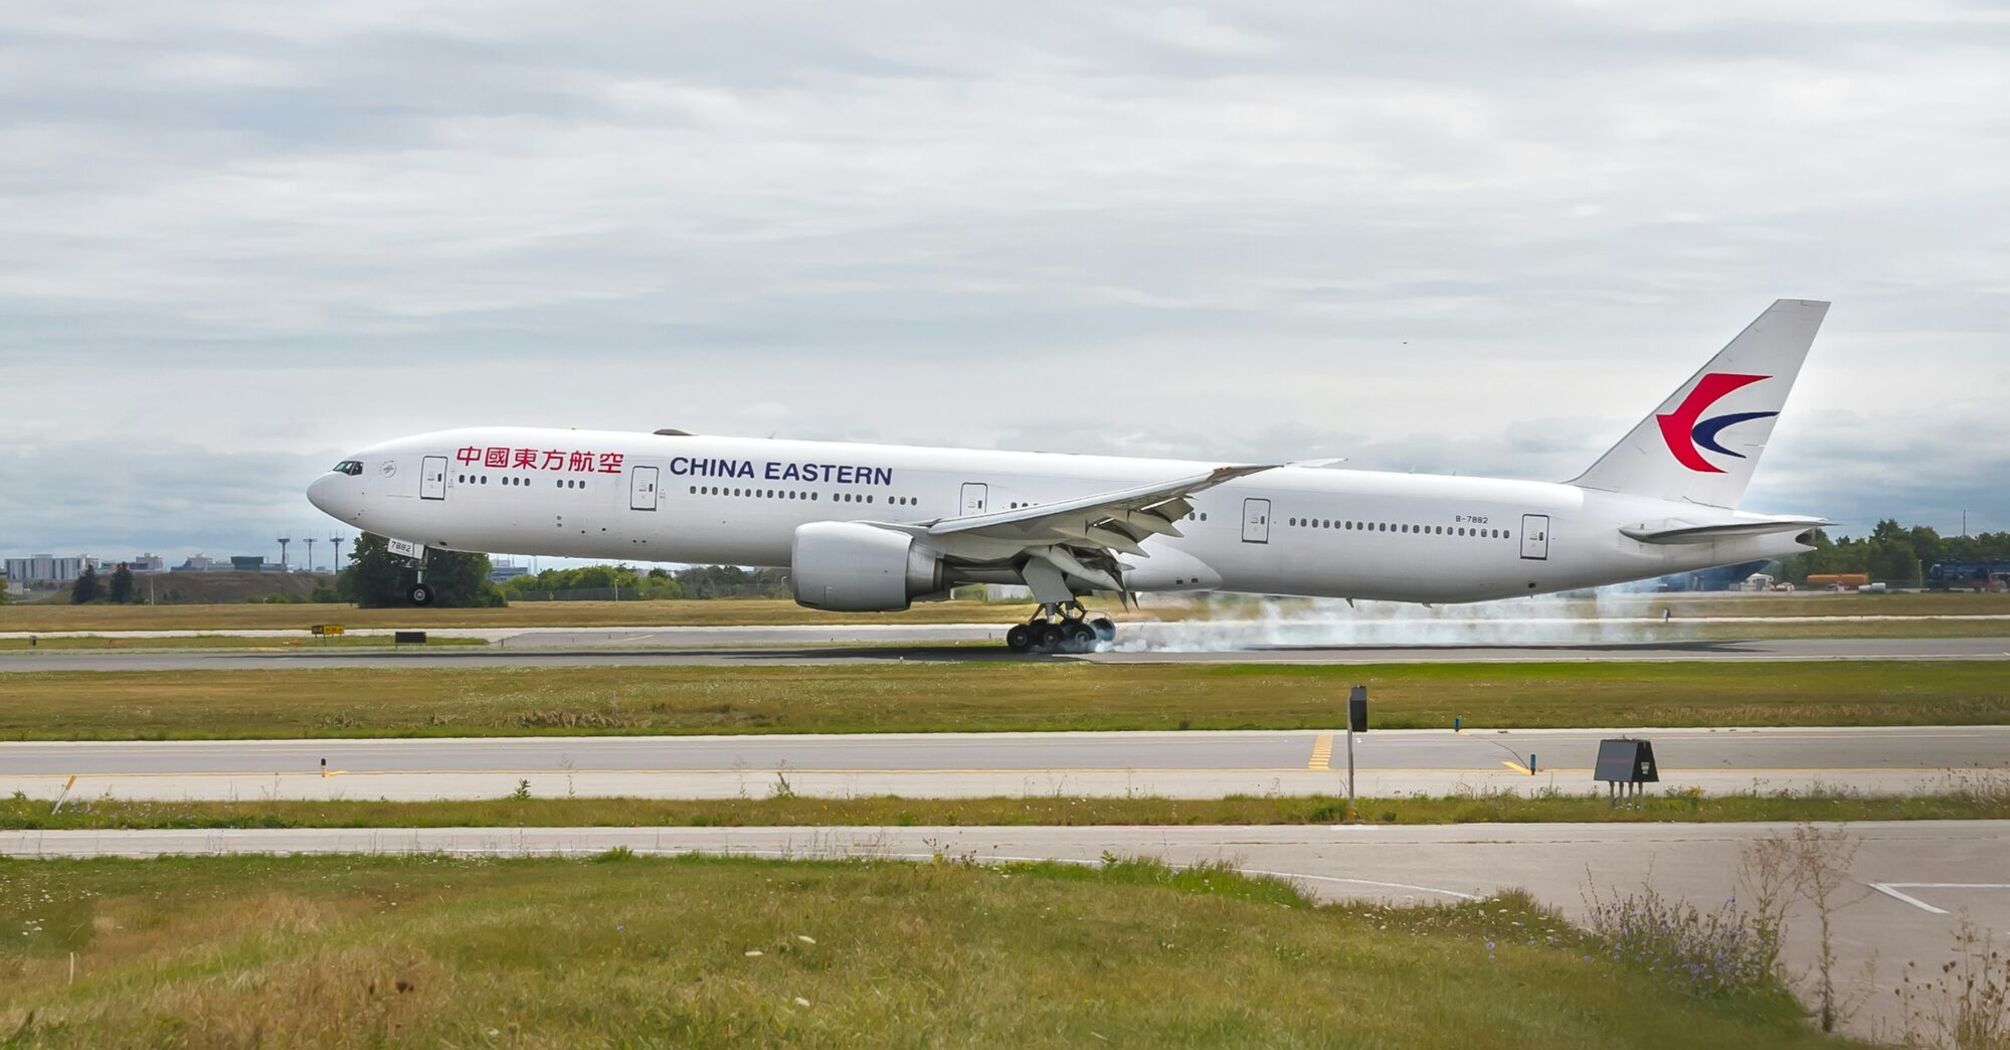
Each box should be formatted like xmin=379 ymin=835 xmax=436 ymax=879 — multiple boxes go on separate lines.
xmin=1520 ymin=514 xmax=1550 ymax=560
xmin=959 ymin=483 xmax=988 ymax=516
xmin=1241 ymin=498 xmax=1270 ymax=543
xmin=629 ymin=466 xmax=659 ymax=511
xmin=420 ymin=456 xmax=447 ymax=500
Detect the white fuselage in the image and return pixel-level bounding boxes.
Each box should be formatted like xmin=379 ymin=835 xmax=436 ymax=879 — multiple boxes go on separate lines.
xmin=308 ymin=427 xmax=1809 ymax=604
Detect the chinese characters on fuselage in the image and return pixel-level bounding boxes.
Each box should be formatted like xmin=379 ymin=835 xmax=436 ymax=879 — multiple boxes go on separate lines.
xmin=457 ymin=446 xmax=624 ymax=474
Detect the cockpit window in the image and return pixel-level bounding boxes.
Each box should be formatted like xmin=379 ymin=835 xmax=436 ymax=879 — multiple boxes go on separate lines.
xmin=333 ymin=460 xmax=363 ymax=476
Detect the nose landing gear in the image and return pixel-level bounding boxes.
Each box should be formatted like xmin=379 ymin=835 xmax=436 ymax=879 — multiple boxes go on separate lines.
xmin=1005 ymin=602 xmax=1117 ymax=654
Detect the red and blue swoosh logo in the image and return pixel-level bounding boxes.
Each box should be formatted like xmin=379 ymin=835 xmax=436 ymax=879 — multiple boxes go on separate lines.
xmin=1657 ymin=373 xmax=1776 ymax=473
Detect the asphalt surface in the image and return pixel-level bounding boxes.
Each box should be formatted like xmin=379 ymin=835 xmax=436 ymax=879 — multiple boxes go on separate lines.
xmin=4 ymin=634 xmax=2007 ymax=671
xmin=5 ymin=819 xmax=2003 ymax=1038
xmin=7 ymin=725 xmax=2003 ymax=800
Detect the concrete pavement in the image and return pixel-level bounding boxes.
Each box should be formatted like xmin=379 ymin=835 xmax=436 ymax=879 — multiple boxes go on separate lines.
xmin=4 ymin=633 xmax=2007 ymax=671
xmin=6 ymin=725 xmax=2004 ymax=800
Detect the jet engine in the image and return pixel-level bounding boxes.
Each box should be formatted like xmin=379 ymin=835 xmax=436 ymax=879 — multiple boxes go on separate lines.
xmin=790 ymin=522 xmax=949 ymax=611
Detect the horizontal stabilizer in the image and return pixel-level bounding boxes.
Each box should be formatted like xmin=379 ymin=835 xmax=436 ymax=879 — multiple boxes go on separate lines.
xmin=1620 ymin=517 xmax=1828 ymax=546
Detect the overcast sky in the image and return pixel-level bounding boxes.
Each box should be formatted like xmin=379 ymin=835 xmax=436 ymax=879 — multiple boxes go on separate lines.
xmin=3 ymin=1 xmax=2006 ymax=565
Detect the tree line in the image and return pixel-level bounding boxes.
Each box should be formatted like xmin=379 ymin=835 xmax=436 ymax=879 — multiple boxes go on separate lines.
xmin=497 ymin=563 xmax=790 ymax=601
xmin=1774 ymin=520 xmax=2010 ymax=585
xmin=309 ymin=535 xmax=790 ymax=607
xmin=69 ymin=564 xmax=139 ymax=604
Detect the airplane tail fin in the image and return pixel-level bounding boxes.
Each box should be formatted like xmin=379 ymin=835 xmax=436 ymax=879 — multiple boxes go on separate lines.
xmin=1569 ymin=298 xmax=1828 ymax=509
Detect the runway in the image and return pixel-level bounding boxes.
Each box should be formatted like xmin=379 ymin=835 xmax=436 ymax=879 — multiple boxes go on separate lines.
xmin=4 ymin=634 xmax=2007 ymax=671
xmin=6 ymin=725 xmax=2003 ymax=800
xmin=5 ymin=819 xmax=2003 ymax=1037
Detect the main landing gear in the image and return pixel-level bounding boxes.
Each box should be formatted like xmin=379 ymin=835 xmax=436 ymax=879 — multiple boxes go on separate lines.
xmin=1004 ymin=602 xmax=1117 ymax=654
xmin=401 ymin=557 xmax=434 ymax=606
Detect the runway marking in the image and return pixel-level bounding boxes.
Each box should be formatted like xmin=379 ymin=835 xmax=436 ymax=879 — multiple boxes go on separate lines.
xmin=1867 ymin=882 xmax=2010 ymax=915
xmin=1500 ymin=759 xmax=1532 ymax=775
xmin=1237 ymin=869 xmax=1481 ymax=901
xmin=1308 ymin=733 xmax=1334 ymax=771
xmin=0 ymin=832 xmax=1486 ymax=903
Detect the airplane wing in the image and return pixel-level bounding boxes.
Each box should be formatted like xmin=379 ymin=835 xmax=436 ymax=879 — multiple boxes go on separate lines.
xmin=904 ymin=464 xmax=1275 ymax=598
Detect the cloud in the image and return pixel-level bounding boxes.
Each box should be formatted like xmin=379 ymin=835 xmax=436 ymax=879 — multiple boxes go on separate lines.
xmin=3 ymin=1 xmax=2007 ymax=560
xmin=0 ymin=439 xmax=337 ymax=559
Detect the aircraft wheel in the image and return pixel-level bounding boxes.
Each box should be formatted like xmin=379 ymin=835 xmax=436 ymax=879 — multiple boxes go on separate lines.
xmin=1089 ymin=617 xmax=1117 ymax=643
xmin=1064 ymin=621 xmax=1098 ymax=652
xmin=1005 ymin=624 xmax=1034 ymax=652
xmin=1037 ymin=623 xmax=1066 ymax=651
xmin=409 ymin=582 xmax=435 ymax=606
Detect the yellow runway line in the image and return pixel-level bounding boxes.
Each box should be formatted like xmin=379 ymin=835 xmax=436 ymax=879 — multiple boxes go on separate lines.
xmin=1308 ymin=733 xmax=1334 ymax=771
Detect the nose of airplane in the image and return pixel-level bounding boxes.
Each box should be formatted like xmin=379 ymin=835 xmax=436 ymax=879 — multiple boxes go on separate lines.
xmin=307 ymin=472 xmax=348 ymax=519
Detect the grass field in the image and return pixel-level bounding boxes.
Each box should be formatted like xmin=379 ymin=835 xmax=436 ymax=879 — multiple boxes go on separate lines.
xmin=2 ymin=660 xmax=2003 ymax=740
xmin=3 ymin=590 xmax=2006 ymax=632
xmin=0 ymin=854 xmax=1854 ymax=1048
xmin=8 ymin=785 xmax=2007 ymax=831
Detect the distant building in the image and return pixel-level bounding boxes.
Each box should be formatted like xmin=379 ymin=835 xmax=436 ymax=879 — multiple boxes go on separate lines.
xmin=488 ymin=561 xmax=530 ymax=584
xmin=3 ymin=555 xmax=85 ymax=584
xmin=173 ymin=555 xmax=221 ymax=572
xmin=229 ymin=556 xmax=268 ymax=571
xmin=128 ymin=554 xmax=166 ymax=574
xmin=1611 ymin=559 xmax=1770 ymax=593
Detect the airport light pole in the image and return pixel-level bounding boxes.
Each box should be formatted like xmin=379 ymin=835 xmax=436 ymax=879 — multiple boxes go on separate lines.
xmin=277 ymin=536 xmax=290 ymax=572
xmin=330 ymin=534 xmax=345 ymax=573
xmin=1346 ymin=685 xmax=1368 ymax=821
xmin=304 ymin=537 xmax=316 ymax=574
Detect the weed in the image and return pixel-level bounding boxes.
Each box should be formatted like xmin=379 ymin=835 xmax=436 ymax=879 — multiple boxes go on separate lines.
xmin=1583 ymin=883 xmax=1784 ymax=998
xmin=1896 ymin=920 xmax=2010 ymax=1050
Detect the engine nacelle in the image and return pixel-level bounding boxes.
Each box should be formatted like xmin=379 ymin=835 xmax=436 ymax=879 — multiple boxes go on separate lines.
xmin=791 ymin=521 xmax=948 ymax=611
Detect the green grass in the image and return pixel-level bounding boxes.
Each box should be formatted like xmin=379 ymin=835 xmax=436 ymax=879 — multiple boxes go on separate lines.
xmin=0 ymin=634 xmax=485 ymax=651
xmin=8 ymin=784 xmax=2009 ymax=831
xmin=0 ymin=854 xmax=1859 ymax=1048
xmin=2 ymin=660 xmax=2005 ymax=740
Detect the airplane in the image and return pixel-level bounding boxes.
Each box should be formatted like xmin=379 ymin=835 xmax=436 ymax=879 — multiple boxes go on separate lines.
xmin=309 ymin=299 xmax=1831 ymax=652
